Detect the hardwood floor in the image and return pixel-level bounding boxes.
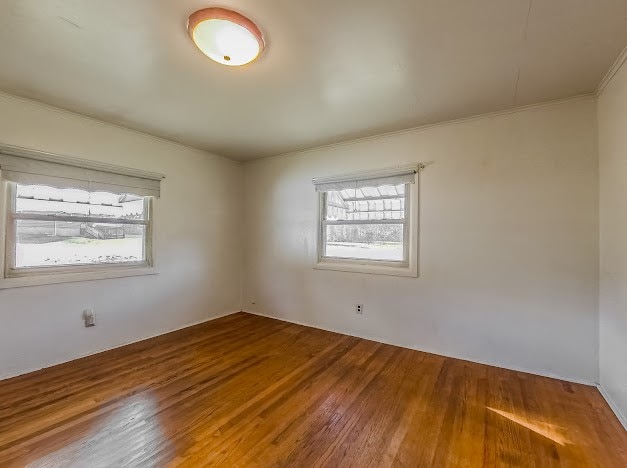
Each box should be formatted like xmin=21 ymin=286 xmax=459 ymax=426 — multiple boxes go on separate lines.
xmin=0 ymin=313 xmax=625 ymax=467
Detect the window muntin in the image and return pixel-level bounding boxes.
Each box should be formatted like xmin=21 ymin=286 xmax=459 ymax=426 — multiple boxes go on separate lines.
xmin=5 ymin=183 xmax=152 ymax=275
xmin=321 ymin=183 xmax=409 ymax=263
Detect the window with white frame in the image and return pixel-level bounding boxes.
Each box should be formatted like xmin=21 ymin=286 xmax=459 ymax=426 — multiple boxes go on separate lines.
xmin=313 ymin=166 xmax=420 ymax=276
xmin=6 ymin=184 xmax=151 ymax=275
xmin=0 ymin=146 xmax=163 ymax=282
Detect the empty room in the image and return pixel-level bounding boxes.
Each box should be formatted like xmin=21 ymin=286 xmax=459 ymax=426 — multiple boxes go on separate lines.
xmin=0 ymin=1 xmax=626 ymax=466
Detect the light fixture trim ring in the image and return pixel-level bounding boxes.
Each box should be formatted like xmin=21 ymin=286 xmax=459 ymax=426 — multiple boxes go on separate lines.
xmin=187 ymin=7 xmax=265 ymax=65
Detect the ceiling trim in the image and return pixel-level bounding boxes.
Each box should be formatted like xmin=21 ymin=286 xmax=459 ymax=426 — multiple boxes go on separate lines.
xmin=597 ymin=44 xmax=627 ymax=96
xmin=0 ymin=90 xmax=240 ymax=165
xmin=245 ymin=94 xmax=596 ymax=165
xmin=0 ymin=90 xmax=598 ymax=165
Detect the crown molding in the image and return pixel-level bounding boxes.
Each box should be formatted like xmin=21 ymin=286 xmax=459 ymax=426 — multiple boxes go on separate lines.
xmin=0 ymin=90 xmax=241 ymax=165
xmin=597 ymin=44 xmax=627 ymax=96
xmin=246 ymin=94 xmax=595 ymax=165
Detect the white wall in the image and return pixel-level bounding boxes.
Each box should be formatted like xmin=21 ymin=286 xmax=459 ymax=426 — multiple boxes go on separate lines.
xmin=0 ymin=93 xmax=243 ymax=379
xmin=0 ymin=90 xmax=606 ymax=391
xmin=243 ymin=97 xmax=599 ymax=384
xmin=598 ymin=59 xmax=627 ymax=426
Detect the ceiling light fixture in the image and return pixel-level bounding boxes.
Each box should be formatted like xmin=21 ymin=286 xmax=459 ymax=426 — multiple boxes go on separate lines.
xmin=187 ymin=7 xmax=265 ymax=66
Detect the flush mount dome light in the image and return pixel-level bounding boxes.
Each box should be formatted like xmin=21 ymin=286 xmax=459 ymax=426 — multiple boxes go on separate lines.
xmin=188 ymin=7 xmax=264 ymax=66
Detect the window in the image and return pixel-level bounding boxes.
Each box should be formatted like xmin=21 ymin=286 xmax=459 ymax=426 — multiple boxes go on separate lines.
xmin=0 ymin=145 xmax=163 ymax=286
xmin=314 ymin=166 xmax=420 ymax=277
xmin=5 ymin=184 xmax=151 ymax=276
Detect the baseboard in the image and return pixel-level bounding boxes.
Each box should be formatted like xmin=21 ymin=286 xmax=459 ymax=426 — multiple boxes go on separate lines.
xmin=597 ymin=384 xmax=627 ymax=431
xmin=0 ymin=310 xmax=240 ymax=381
xmin=243 ymin=310 xmax=595 ymax=387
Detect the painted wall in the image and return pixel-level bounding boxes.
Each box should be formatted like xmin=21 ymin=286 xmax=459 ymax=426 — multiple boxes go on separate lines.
xmin=0 ymin=93 xmax=243 ymax=379
xmin=0 ymin=91 xmax=606 ymax=392
xmin=242 ymin=98 xmax=599 ymax=384
xmin=598 ymin=60 xmax=627 ymax=426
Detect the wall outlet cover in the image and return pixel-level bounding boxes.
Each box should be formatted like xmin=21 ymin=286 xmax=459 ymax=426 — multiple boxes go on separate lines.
xmin=83 ymin=309 xmax=96 ymax=327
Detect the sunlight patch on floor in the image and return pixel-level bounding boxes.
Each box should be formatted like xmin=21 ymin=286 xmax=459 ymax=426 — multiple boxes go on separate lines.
xmin=487 ymin=407 xmax=571 ymax=446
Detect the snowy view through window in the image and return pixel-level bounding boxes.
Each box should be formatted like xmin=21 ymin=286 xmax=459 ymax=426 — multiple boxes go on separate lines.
xmin=12 ymin=184 xmax=147 ymax=268
xmin=323 ymin=184 xmax=406 ymax=262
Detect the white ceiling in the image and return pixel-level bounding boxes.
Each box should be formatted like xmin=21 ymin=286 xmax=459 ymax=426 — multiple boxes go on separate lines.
xmin=0 ymin=1 xmax=626 ymax=161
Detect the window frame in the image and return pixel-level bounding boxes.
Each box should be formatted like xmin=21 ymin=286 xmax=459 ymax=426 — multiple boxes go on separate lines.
xmin=1 ymin=181 xmax=157 ymax=288
xmin=315 ymin=178 xmax=419 ymax=277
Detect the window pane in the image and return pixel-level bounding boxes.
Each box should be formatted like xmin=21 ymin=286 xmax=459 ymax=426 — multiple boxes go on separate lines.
xmin=15 ymin=220 xmax=146 ymax=268
xmin=325 ymin=184 xmax=406 ymax=221
xmin=325 ymin=224 xmax=404 ymax=261
xmin=16 ymin=185 xmax=146 ymax=220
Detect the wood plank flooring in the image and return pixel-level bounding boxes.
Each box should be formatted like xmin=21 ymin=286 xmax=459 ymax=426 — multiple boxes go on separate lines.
xmin=0 ymin=312 xmax=625 ymax=467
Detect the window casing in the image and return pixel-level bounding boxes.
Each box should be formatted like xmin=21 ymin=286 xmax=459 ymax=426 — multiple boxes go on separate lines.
xmin=314 ymin=166 xmax=420 ymax=277
xmin=0 ymin=144 xmax=164 ymax=287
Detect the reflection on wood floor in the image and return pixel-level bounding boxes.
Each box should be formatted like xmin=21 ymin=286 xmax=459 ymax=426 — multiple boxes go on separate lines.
xmin=0 ymin=312 xmax=625 ymax=467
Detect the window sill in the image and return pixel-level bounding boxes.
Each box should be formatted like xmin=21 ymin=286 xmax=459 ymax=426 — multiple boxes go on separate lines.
xmin=0 ymin=266 xmax=158 ymax=289
xmin=314 ymin=259 xmax=418 ymax=277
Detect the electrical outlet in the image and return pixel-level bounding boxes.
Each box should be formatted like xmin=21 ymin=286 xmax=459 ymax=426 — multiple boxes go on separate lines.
xmin=356 ymin=304 xmax=364 ymax=315
xmin=83 ymin=309 xmax=96 ymax=327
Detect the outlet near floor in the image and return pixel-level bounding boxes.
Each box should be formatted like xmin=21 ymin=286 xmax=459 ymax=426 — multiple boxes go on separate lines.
xmin=83 ymin=309 xmax=96 ymax=327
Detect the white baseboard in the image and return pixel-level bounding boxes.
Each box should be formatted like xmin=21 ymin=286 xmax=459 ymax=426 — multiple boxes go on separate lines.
xmin=0 ymin=310 xmax=240 ymax=381
xmin=6 ymin=309 xmax=623 ymax=428
xmin=597 ymin=384 xmax=627 ymax=431
xmin=243 ymin=310 xmax=595 ymax=387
